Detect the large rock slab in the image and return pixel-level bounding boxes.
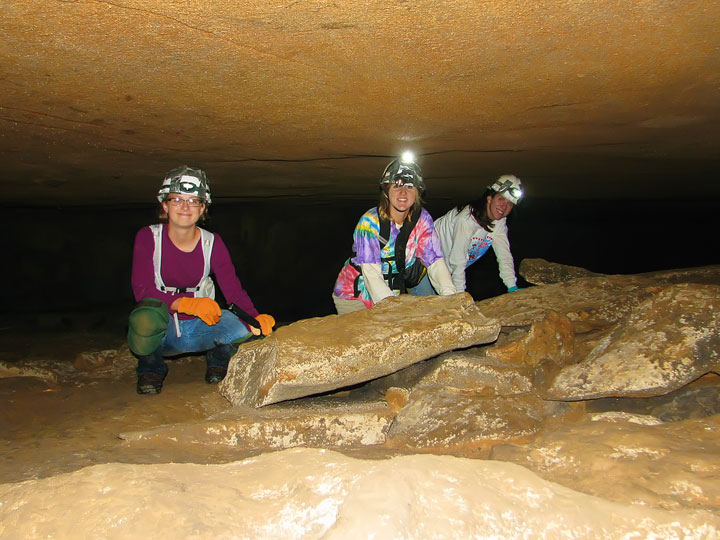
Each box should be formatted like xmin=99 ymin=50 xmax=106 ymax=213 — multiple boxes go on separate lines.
xmin=119 ymin=397 xmax=394 ymax=449
xmin=220 ymin=293 xmax=500 ymax=407
xmin=544 ymin=283 xmax=720 ymax=400
xmin=491 ymin=413 xmax=720 ymax=512
xmin=2 ymin=448 xmax=718 ymax=539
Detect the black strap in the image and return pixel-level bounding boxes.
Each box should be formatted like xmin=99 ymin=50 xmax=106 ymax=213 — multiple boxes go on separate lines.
xmin=349 ymin=208 xmax=422 ymax=297
xmin=227 ymin=303 xmax=262 ymax=330
xmin=378 ymin=207 xmax=421 ymax=294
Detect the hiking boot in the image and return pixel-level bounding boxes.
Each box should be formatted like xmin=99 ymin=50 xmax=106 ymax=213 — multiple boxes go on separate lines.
xmin=137 ymin=372 xmax=164 ymax=395
xmin=205 ymin=366 xmax=227 ymax=384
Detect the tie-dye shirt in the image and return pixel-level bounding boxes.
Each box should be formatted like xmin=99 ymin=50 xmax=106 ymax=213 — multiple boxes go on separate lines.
xmin=333 ymin=207 xmax=445 ymax=307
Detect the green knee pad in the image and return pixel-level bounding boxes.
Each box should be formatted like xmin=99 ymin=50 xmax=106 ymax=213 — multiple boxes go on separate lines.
xmin=127 ymin=298 xmax=170 ymax=355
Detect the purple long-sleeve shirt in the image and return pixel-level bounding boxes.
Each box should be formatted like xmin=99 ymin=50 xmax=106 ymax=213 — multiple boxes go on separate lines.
xmin=131 ymin=225 xmax=259 ymax=321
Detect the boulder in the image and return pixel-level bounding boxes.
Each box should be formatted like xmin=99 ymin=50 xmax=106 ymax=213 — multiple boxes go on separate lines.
xmin=544 ymin=283 xmax=720 ymax=400
xmin=220 ymin=293 xmax=500 ymax=407
xmin=485 ymin=310 xmax=576 ymax=367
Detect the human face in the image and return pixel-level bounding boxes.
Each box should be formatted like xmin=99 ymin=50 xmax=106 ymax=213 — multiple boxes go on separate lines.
xmin=486 ymin=193 xmax=514 ymax=221
xmin=387 ymin=183 xmax=417 ymax=222
xmin=162 ymin=193 xmax=205 ymax=228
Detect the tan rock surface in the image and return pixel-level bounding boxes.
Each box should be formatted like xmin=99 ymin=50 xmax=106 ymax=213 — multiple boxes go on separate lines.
xmin=519 ymin=258 xmax=603 ymax=285
xmin=387 ymin=388 xmax=577 ymax=454
xmin=2 ymin=448 xmax=718 ymax=540
xmin=3 ymin=2 xmax=719 ymax=204
xmin=486 ymin=310 xmax=576 ymax=367
xmin=475 ymin=274 xmax=660 ymax=329
xmin=119 ymin=397 xmax=394 ymax=449
xmin=520 ymin=259 xmax=720 ymax=287
xmin=220 ymin=293 xmax=500 ymax=407
xmin=491 ymin=413 xmax=720 ymax=512
xmin=545 ymin=283 xmax=720 ymax=400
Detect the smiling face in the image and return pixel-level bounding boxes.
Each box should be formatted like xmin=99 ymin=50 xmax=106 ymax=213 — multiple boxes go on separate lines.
xmin=486 ymin=193 xmax=515 ymax=221
xmin=386 ymin=183 xmax=417 ymax=223
xmin=161 ymin=193 xmax=206 ymax=229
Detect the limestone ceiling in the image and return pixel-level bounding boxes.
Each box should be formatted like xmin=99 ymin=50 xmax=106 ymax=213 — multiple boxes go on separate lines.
xmin=2 ymin=1 xmax=719 ymax=205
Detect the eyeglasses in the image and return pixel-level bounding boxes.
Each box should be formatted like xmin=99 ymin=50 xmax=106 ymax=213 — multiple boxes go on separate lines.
xmin=166 ymin=196 xmax=205 ymax=207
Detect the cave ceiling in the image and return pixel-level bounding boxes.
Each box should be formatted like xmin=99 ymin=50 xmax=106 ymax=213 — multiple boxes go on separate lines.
xmin=2 ymin=1 xmax=719 ymax=206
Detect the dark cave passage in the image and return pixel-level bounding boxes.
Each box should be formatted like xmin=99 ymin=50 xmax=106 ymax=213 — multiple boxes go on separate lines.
xmin=3 ymin=196 xmax=719 ymax=332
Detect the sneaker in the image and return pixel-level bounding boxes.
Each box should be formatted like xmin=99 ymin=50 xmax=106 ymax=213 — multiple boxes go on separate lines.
xmin=205 ymin=366 xmax=227 ymax=384
xmin=137 ymin=372 xmax=164 ymax=395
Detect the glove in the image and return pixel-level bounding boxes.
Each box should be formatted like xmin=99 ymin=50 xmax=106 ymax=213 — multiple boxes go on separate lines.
xmin=507 ymin=286 xmax=521 ymax=293
xmin=255 ymin=314 xmax=276 ymax=336
xmin=177 ymin=297 xmax=221 ymax=326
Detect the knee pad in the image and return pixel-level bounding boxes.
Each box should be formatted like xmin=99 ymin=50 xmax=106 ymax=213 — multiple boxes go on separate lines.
xmin=127 ymin=298 xmax=169 ymax=355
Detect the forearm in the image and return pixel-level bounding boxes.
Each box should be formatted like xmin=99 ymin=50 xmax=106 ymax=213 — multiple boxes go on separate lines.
xmin=360 ymin=263 xmax=394 ymax=303
xmin=427 ymin=259 xmax=457 ymax=296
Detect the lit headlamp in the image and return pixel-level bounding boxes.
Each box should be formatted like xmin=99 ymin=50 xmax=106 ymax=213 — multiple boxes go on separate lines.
xmin=490 ymin=175 xmax=523 ymax=204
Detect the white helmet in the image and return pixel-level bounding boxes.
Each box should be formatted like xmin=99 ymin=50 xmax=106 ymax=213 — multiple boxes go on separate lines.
xmin=489 ymin=174 xmax=523 ymax=204
xmin=157 ymin=165 xmax=212 ymax=204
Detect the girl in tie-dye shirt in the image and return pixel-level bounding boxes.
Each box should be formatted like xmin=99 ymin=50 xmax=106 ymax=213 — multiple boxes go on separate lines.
xmin=332 ymin=155 xmax=456 ymax=314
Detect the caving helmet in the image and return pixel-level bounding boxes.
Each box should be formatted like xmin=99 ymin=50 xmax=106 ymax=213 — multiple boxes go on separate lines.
xmin=489 ymin=174 xmax=523 ymax=204
xmin=380 ymin=151 xmax=425 ymax=193
xmin=157 ymin=165 xmax=212 ymax=204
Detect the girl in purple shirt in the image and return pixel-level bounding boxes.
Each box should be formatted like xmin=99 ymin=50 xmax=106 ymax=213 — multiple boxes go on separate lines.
xmin=128 ymin=166 xmax=275 ymax=395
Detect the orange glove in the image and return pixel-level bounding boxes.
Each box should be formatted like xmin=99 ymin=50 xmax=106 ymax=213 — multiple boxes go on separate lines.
xmin=177 ymin=297 xmax=221 ymax=326
xmin=255 ymin=314 xmax=276 ymax=336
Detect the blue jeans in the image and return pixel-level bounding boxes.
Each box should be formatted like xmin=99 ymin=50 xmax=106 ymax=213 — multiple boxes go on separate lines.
xmin=408 ymin=273 xmax=437 ymax=297
xmin=137 ymin=310 xmax=251 ymax=375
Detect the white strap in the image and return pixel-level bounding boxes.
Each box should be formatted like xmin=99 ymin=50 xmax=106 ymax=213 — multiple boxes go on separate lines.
xmin=150 ymin=224 xmax=215 ymax=297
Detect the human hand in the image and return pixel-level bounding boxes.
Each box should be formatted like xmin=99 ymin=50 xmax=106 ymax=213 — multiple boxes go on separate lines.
xmin=255 ymin=314 xmax=276 ymax=336
xmin=177 ymin=297 xmax=221 ymax=325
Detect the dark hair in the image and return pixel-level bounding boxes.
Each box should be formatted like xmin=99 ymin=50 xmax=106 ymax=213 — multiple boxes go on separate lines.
xmin=457 ymin=188 xmax=496 ymax=231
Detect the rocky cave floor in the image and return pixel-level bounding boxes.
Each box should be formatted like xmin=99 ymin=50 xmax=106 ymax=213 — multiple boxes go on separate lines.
xmin=1 ymin=261 xmax=720 ymax=539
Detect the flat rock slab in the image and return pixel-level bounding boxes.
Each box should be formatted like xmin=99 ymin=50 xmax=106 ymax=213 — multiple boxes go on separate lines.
xmin=520 ymin=259 xmax=720 ymax=287
xmin=475 ymin=274 xmax=661 ymax=330
xmin=491 ymin=413 xmax=720 ymax=512
xmin=519 ymin=258 xmax=603 ymax=285
xmin=119 ymin=397 xmax=393 ymax=449
xmin=544 ymin=283 xmax=720 ymax=400
xmin=2 ymin=448 xmax=717 ymax=539
xmin=220 ymin=293 xmax=500 ymax=407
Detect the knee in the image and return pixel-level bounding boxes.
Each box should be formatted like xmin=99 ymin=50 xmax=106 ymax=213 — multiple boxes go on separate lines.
xmin=127 ymin=298 xmax=169 ymax=355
